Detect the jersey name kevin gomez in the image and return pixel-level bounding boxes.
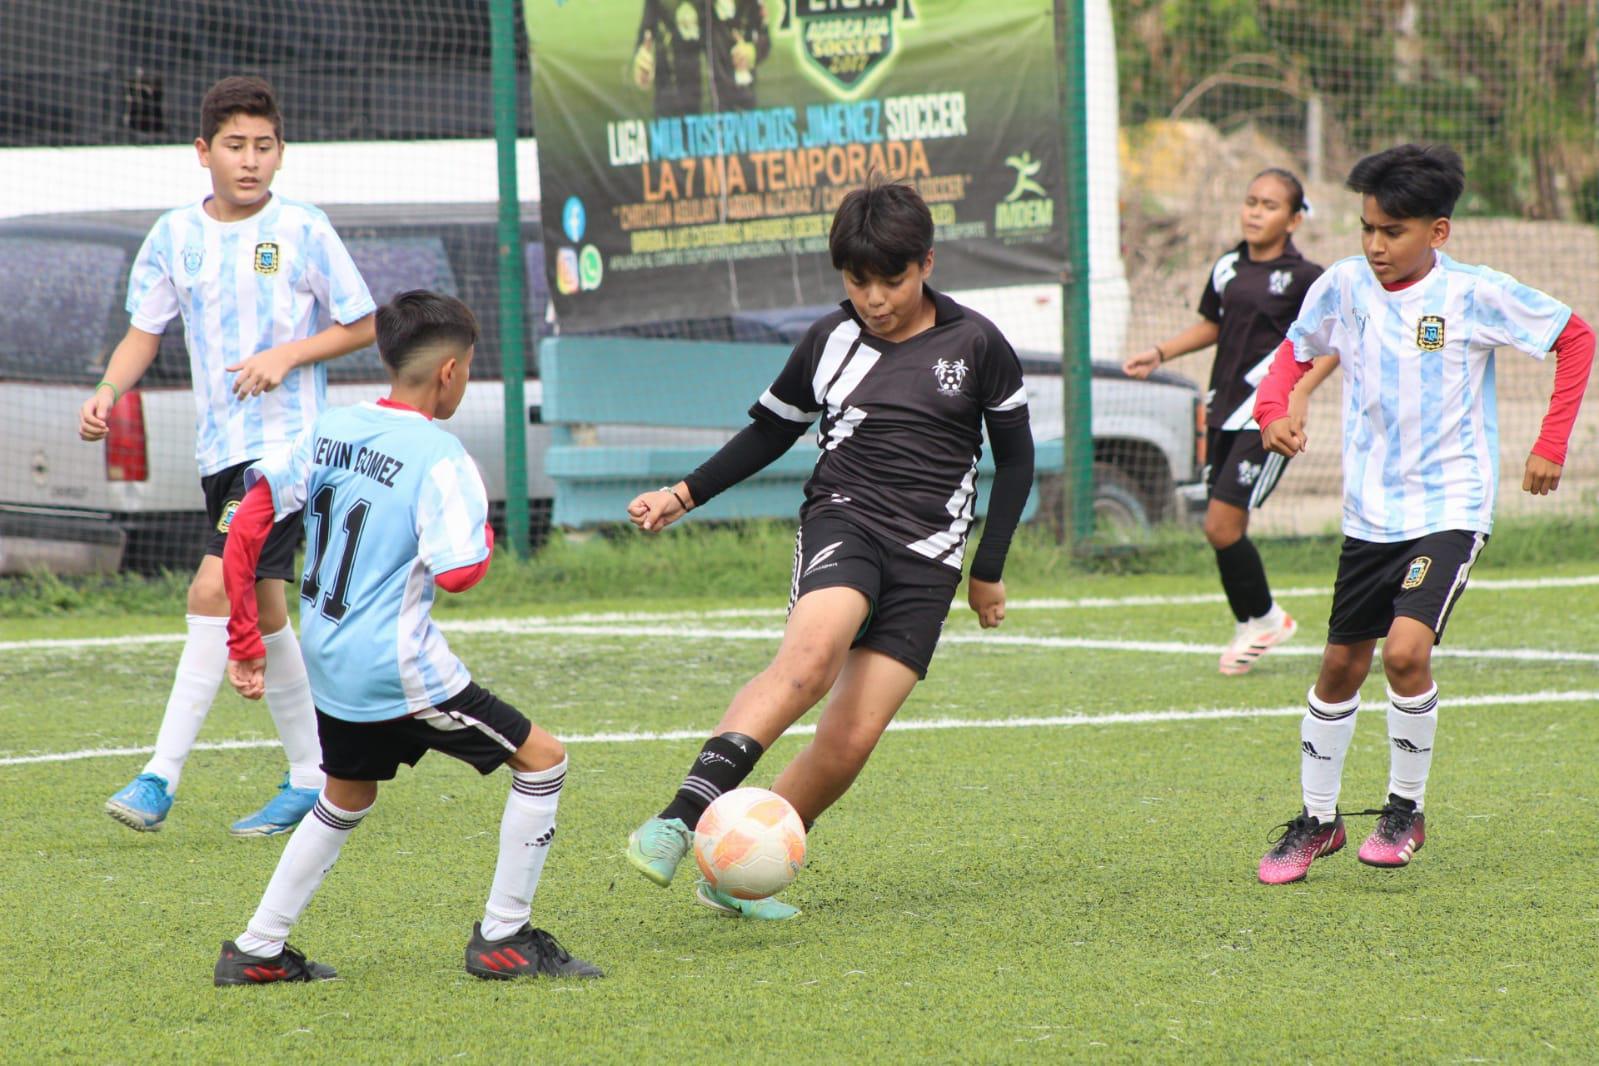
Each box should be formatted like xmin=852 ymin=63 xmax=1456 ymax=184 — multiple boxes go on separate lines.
xmin=1287 ymin=251 xmax=1570 ymax=542
xmin=753 ymin=288 xmax=1029 ymax=568
xmin=249 ymin=403 xmax=489 ymax=721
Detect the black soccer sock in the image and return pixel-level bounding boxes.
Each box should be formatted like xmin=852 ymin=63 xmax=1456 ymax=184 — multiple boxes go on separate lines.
xmin=659 ymin=732 xmax=764 ymax=826
xmin=1214 ymin=536 xmax=1272 ymax=622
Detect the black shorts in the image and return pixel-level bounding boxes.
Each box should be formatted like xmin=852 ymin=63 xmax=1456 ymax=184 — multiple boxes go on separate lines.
xmin=789 ymin=513 xmax=960 ymax=679
xmin=1205 ymin=429 xmax=1288 ymax=510
xmin=200 ymin=460 xmax=303 ymax=581
xmin=315 ymin=682 xmax=534 ymax=781
xmin=1327 ymin=530 xmax=1489 ymax=645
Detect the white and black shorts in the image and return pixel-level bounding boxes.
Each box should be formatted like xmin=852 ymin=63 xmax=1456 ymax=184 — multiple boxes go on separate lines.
xmin=1327 ymin=530 xmax=1488 ymax=646
xmin=316 ymin=682 xmax=534 ymax=781
xmin=789 ymin=513 xmax=960 ymax=680
xmin=1205 ymin=428 xmax=1288 ymax=511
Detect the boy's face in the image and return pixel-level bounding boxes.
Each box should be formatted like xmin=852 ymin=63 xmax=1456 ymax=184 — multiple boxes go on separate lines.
xmin=842 ymin=251 xmax=934 ymax=342
xmin=436 ymin=344 xmax=475 ymax=420
xmin=1360 ymin=194 xmax=1448 ymax=285
xmin=196 ymin=113 xmax=282 ymax=218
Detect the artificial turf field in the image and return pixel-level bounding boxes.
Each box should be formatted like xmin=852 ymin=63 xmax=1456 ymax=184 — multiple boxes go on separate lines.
xmin=2 ymin=563 xmax=1596 ymax=1063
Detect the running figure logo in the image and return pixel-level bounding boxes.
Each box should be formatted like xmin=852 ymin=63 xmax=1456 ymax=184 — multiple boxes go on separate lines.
xmin=1003 ymin=151 xmax=1048 ymax=202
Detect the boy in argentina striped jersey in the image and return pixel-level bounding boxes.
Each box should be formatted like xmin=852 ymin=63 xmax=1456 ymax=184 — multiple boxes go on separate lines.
xmin=1253 ymin=144 xmax=1593 ymax=884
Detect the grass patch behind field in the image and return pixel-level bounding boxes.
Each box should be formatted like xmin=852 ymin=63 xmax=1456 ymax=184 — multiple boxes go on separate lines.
xmin=5 ymin=514 xmax=1597 ymax=622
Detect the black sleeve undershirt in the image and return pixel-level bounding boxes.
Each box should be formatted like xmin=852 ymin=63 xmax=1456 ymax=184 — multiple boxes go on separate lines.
xmin=970 ymin=414 xmax=1034 ymax=583
xmin=681 ymin=416 xmax=806 ymax=507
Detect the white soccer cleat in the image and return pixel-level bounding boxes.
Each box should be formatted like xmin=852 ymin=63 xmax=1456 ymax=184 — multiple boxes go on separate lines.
xmin=1218 ymin=611 xmax=1297 ymax=676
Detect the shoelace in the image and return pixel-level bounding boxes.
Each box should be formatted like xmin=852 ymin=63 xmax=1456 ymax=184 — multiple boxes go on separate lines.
xmin=527 ymin=928 xmax=572 ymax=963
xmin=1366 ymin=803 xmax=1417 ymax=841
xmin=641 ymin=824 xmax=686 ymax=858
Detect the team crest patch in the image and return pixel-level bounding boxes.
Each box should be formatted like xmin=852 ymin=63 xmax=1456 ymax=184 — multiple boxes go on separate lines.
xmin=1268 ymin=269 xmax=1292 ymax=296
xmin=182 ymin=246 xmax=204 ymax=275
xmin=1401 ymin=555 xmax=1431 ymax=590
xmin=217 ymin=499 xmax=240 ymax=534
xmin=932 ymin=358 xmax=968 ymax=395
xmin=1417 ymin=314 xmax=1445 ymax=352
xmin=253 ymin=242 xmax=280 ymax=275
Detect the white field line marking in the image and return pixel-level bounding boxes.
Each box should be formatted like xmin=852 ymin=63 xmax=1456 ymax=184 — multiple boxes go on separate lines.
xmin=6 ymin=618 xmax=1599 ymax=664
xmin=6 ymin=572 xmax=1599 ymax=656
xmin=4 ymin=689 xmax=1595 ymax=768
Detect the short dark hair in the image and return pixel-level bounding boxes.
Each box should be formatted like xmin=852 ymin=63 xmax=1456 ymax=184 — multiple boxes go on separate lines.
xmin=1346 ymin=144 xmax=1465 ymax=220
xmin=828 ymin=176 xmax=934 ymax=279
xmin=376 ymin=291 xmax=479 ymax=381
xmin=1254 ymin=167 xmax=1308 ymax=214
xmin=200 ymin=76 xmax=283 ymax=143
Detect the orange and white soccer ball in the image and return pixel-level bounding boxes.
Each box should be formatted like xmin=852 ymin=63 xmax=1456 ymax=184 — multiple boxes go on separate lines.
xmin=693 ymin=787 xmax=806 ymax=900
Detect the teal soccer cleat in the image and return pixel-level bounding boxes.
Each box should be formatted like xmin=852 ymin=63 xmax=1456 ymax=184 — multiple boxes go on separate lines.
xmin=694 ymin=879 xmax=800 ymax=921
xmin=626 ymin=816 xmax=693 ymax=886
xmin=229 ymin=774 xmax=320 ymax=838
xmin=105 ymin=772 xmax=173 ymax=832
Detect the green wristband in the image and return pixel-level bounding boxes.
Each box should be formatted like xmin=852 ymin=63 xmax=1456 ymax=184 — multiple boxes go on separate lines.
xmin=95 ymin=380 xmax=121 ymax=404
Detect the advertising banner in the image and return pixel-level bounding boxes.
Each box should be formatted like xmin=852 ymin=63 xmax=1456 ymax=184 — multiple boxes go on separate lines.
xmin=529 ymin=0 xmax=1065 ymax=329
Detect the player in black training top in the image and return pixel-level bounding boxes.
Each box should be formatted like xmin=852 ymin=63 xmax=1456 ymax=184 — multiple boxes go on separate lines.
xmin=1124 ymin=167 xmax=1333 ymax=676
xmin=622 ymin=177 xmax=1035 ymax=919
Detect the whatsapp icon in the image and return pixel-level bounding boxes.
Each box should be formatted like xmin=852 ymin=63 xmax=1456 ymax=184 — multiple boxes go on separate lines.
xmin=579 ymin=244 xmax=604 ymax=291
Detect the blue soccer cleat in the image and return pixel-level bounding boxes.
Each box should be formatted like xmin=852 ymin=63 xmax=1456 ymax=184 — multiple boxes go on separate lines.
xmin=229 ymin=774 xmax=320 ymax=838
xmin=105 ymin=772 xmax=173 ymax=832
xmin=626 ymin=816 xmax=693 ymax=886
xmin=694 ymin=879 xmax=800 ymax=920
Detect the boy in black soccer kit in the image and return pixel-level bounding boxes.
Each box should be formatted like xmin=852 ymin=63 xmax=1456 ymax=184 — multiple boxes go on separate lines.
xmin=1125 ymin=169 xmax=1334 ymax=675
xmin=623 ymin=178 xmax=1035 ymax=918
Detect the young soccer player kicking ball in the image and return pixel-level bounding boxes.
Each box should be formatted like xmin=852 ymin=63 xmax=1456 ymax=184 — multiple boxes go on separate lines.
xmin=1124 ymin=168 xmax=1333 ymax=675
xmin=623 ymin=178 xmax=1035 ymax=919
xmin=1253 ymin=144 xmax=1593 ymax=884
xmin=214 ymin=292 xmax=600 ymax=984
xmin=81 ymin=76 xmax=376 ymax=837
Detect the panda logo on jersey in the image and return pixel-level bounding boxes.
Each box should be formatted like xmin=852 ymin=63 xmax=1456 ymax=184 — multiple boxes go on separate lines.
xmin=931 ymin=358 xmax=968 ymax=395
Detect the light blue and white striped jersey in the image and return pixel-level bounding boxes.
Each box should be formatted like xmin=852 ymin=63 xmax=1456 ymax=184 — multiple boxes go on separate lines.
xmin=1288 ymin=251 xmax=1570 ymax=541
xmin=126 ymin=195 xmax=376 ymax=476
xmin=249 ymin=403 xmax=490 ymax=722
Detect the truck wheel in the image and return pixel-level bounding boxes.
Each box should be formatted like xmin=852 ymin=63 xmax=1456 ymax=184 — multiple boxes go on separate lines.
xmin=1093 ymin=462 xmax=1150 ymax=542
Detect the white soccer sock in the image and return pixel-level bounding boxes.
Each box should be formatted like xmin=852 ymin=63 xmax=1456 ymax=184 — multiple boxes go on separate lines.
xmin=1386 ymin=684 xmax=1439 ymax=809
xmin=1301 ymin=687 xmax=1360 ymax=822
xmin=142 ymin=614 xmax=229 ymax=792
xmin=481 ymin=757 xmax=567 ymax=942
xmin=238 ymin=794 xmax=370 ymax=956
xmin=261 ymin=624 xmax=326 ymax=791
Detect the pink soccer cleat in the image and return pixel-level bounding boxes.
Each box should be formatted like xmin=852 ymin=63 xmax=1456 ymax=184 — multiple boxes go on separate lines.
xmin=1219 ymin=612 xmax=1298 ymax=676
xmin=1358 ymin=796 xmax=1425 ymax=868
xmin=1258 ymin=810 xmax=1345 ymax=884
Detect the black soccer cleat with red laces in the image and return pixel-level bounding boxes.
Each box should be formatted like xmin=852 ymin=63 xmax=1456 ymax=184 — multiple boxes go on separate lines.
xmin=214 ymin=940 xmax=337 ymax=986
xmin=465 ymin=922 xmax=603 ymax=980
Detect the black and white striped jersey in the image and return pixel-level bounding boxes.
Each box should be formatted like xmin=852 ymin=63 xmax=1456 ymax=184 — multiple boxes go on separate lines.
xmin=1196 ymin=239 xmax=1323 ymax=431
xmin=750 ymin=288 xmax=1029 ymax=570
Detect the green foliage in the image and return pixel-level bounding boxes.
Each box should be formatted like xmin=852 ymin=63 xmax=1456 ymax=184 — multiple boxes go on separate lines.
xmin=1113 ymin=0 xmax=1598 ymax=219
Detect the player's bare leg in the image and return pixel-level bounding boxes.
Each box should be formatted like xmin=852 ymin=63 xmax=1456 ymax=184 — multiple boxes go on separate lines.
xmin=770 ymin=647 xmax=919 ymax=825
xmin=627 ymin=587 xmax=868 ymax=891
xmin=1259 ymin=638 xmax=1376 ymax=884
xmin=1360 ymin=617 xmax=1436 ymax=867
xmin=1210 ymin=500 xmax=1296 ymax=675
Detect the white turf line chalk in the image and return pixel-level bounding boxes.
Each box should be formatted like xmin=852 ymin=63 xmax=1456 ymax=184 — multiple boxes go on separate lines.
xmin=3 ymin=690 xmax=1596 ymax=768
xmin=5 ymin=569 xmax=1599 ymax=657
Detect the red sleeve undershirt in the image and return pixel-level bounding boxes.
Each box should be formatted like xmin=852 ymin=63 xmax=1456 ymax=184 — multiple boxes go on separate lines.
xmin=435 ymin=523 xmax=494 ymax=593
xmin=224 ymin=480 xmax=276 ymax=662
xmin=1532 ymin=313 xmax=1594 ymax=467
xmin=1252 ymin=339 xmax=1310 ymax=430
